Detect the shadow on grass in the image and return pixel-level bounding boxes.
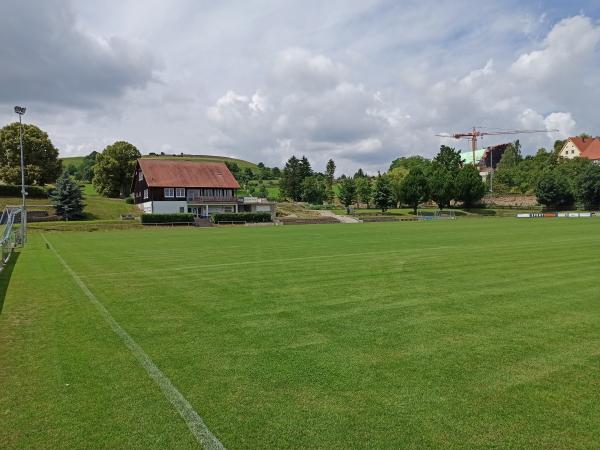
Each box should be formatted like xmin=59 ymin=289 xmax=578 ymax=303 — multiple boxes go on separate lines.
xmin=83 ymin=212 xmax=99 ymax=220
xmin=0 ymin=251 xmax=20 ymax=315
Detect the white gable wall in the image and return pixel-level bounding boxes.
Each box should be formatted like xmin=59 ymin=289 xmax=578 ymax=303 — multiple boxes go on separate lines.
xmin=560 ymin=140 xmax=581 ymax=159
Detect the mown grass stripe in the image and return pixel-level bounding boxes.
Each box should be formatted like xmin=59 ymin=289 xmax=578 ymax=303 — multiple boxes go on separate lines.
xmin=41 ymin=234 xmax=225 ymax=450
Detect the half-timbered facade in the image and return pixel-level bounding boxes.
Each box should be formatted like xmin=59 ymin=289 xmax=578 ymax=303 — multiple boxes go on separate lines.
xmin=132 ymin=159 xmax=241 ymax=216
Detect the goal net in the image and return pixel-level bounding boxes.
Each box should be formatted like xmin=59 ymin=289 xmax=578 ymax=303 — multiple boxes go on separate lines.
xmin=417 ymin=210 xmax=456 ymax=221
xmin=0 ymin=207 xmax=22 ymax=270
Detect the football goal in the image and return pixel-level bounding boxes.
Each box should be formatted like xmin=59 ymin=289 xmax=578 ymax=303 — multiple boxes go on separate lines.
xmin=0 ymin=207 xmax=23 ymax=270
xmin=417 ymin=210 xmax=456 ymax=221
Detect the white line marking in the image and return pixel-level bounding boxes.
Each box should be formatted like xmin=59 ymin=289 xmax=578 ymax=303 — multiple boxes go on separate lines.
xmin=41 ymin=234 xmax=225 ymax=450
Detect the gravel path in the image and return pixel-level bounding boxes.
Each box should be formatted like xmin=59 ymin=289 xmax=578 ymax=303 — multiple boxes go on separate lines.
xmin=318 ymin=210 xmax=361 ymax=223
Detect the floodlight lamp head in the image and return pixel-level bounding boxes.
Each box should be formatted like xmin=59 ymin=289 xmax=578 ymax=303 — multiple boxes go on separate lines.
xmin=14 ymin=106 xmax=26 ymax=115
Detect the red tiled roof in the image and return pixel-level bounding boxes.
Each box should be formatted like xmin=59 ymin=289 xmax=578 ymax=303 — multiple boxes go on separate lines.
xmin=569 ymin=136 xmax=596 ymax=152
xmin=581 ymin=140 xmax=600 ymax=161
xmin=138 ymin=159 xmax=240 ymax=188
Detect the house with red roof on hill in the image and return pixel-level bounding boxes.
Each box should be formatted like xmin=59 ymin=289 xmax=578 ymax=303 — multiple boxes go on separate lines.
xmin=131 ymin=159 xmax=276 ymax=219
xmin=559 ymin=136 xmax=600 ymax=163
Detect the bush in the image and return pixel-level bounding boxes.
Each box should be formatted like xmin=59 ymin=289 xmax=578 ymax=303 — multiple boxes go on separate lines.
xmin=141 ymin=213 xmax=194 ymax=224
xmin=210 ymin=212 xmax=271 ymax=223
xmin=575 ymin=164 xmax=600 ymax=210
xmin=536 ymin=170 xmax=574 ymax=210
xmin=125 ymin=197 xmax=134 ymax=204
xmin=308 ymin=204 xmax=336 ymax=210
xmin=0 ymin=184 xmax=49 ymax=198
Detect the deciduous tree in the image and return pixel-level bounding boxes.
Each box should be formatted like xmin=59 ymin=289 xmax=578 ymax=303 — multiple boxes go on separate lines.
xmin=536 ymin=170 xmax=574 ymax=210
xmin=257 ymin=183 xmax=269 ymax=199
xmin=301 ymin=176 xmax=327 ymax=204
xmin=92 ymin=141 xmax=141 ymax=197
xmin=388 ymin=167 xmax=409 ymax=207
xmin=429 ymin=165 xmax=456 ymax=210
xmin=338 ymin=177 xmax=357 ymax=213
xmin=433 ymin=145 xmax=462 ymax=174
xmin=373 ymin=173 xmax=393 ymax=213
xmin=399 ymin=167 xmax=428 ymax=214
xmin=0 ymin=122 xmax=61 ymax=185
xmin=575 ymin=164 xmax=600 ymax=210
xmin=355 ymin=176 xmax=372 ymax=208
xmin=456 ymin=165 xmax=486 ymax=208
xmin=389 ymin=155 xmax=430 ymax=172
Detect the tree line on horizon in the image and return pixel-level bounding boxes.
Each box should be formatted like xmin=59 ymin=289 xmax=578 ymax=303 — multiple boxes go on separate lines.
xmin=1 ymin=121 xmax=600 ymax=216
xmin=277 ymin=146 xmax=485 ymax=213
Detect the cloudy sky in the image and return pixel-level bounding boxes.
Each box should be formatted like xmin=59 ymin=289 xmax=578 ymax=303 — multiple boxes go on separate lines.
xmin=1 ymin=0 xmax=599 ymax=174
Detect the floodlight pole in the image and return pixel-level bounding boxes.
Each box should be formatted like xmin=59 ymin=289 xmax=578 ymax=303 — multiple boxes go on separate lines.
xmin=15 ymin=106 xmax=27 ymax=245
xmin=489 ymin=148 xmax=493 ymax=194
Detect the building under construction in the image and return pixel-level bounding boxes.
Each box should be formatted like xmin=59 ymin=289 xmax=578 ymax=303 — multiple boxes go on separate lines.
xmin=461 ymin=143 xmax=511 ymax=177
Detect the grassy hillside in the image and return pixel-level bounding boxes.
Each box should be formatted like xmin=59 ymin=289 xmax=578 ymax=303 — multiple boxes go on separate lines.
xmin=81 ymin=184 xmax=139 ymax=220
xmin=2 ymin=219 xmax=600 ymax=448
xmin=60 ymin=156 xmax=85 ymax=168
xmin=0 ymin=184 xmax=138 ymax=221
xmin=141 ymin=154 xmax=259 ymax=169
xmin=61 ymin=154 xmax=259 ymax=170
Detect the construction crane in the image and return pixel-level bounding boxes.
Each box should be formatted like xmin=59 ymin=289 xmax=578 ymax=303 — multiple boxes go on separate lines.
xmin=436 ymin=126 xmax=558 ymax=165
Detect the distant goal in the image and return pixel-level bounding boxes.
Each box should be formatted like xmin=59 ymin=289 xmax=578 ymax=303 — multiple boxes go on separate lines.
xmin=417 ymin=210 xmax=456 ymax=221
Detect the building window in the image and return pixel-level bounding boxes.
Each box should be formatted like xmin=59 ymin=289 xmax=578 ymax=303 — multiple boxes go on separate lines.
xmin=179 ymin=207 xmax=185 ymax=213
xmin=164 ymin=188 xmax=174 ymax=198
xmin=176 ymin=188 xmax=185 ymax=198
xmin=144 ymin=189 xmax=148 ymax=199
xmin=138 ymin=171 xmax=143 ymax=181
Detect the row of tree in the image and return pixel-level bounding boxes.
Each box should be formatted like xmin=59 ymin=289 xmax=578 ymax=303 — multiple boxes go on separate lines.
xmin=335 ymin=146 xmax=486 ymax=213
xmin=466 ymin=135 xmax=600 ymax=210
xmin=279 ymin=156 xmax=336 ymax=204
xmin=536 ymin=163 xmax=600 ymax=210
xmin=225 ymin=161 xmax=281 ymax=184
xmin=4 ymin=121 xmax=600 ymax=214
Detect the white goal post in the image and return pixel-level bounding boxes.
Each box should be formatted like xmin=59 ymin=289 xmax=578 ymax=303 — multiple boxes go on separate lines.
xmin=0 ymin=206 xmax=23 ymax=270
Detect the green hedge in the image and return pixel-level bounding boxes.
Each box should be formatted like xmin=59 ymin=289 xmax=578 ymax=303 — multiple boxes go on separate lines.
xmin=141 ymin=213 xmax=194 ymax=224
xmin=0 ymin=184 xmax=49 ymax=198
xmin=210 ymin=212 xmax=271 ymax=223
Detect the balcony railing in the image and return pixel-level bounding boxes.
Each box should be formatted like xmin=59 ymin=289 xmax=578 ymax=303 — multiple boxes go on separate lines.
xmin=186 ymin=195 xmax=238 ymax=203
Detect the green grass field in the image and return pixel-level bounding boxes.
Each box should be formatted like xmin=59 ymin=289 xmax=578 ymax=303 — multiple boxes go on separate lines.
xmin=1 ymin=219 xmax=600 ymax=448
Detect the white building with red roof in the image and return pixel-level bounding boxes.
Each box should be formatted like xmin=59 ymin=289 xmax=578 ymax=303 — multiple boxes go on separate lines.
xmin=131 ymin=159 xmax=276 ymax=219
xmin=559 ymin=136 xmax=600 ymax=163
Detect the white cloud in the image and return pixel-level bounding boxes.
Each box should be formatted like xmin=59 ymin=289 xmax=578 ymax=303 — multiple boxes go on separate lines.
xmin=511 ymin=15 xmax=600 ymax=82
xmin=2 ymin=2 xmax=600 ymax=174
xmin=544 ymin=112 xmax=576 ymax=138
xmin=205 ymin=11 xmax=600 ymax=172
xmin=273 ymin=48 xmax=344 ymax=92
